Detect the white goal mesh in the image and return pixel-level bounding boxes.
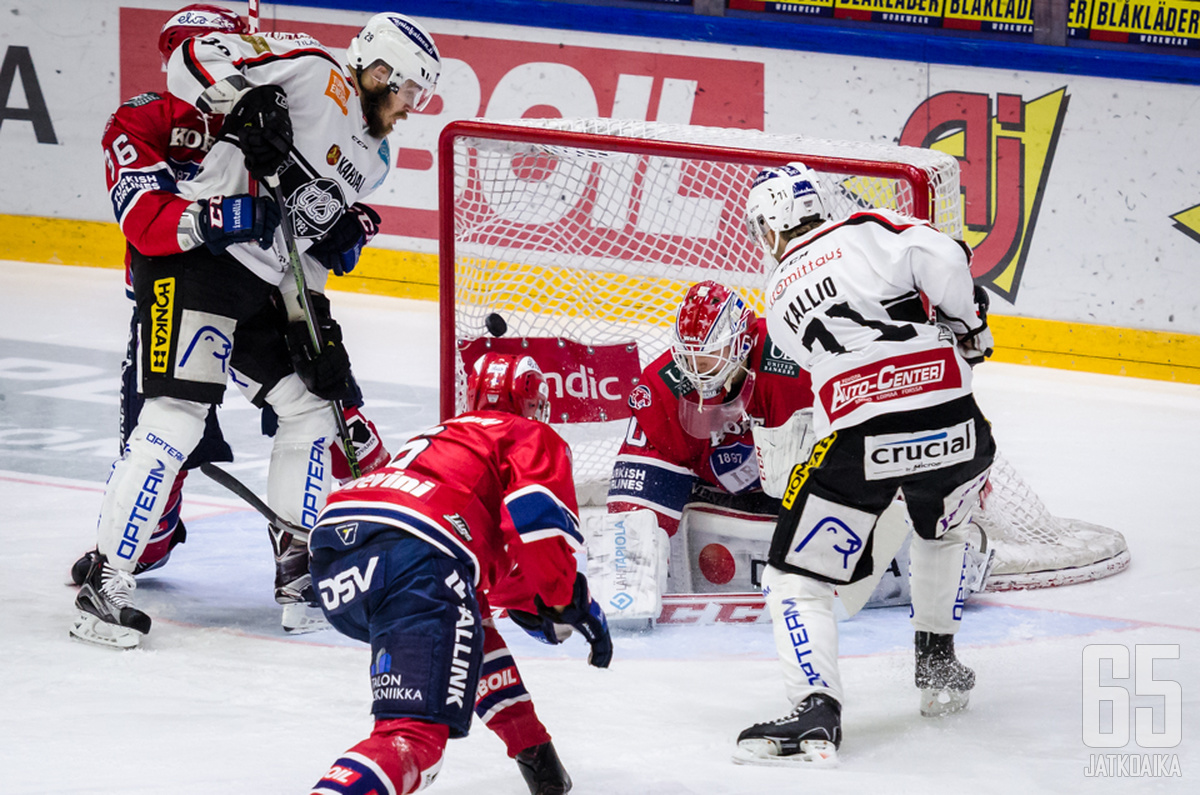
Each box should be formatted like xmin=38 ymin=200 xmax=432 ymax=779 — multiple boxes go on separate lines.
xmin=440 ymin=118 xmax=1128 ymax=590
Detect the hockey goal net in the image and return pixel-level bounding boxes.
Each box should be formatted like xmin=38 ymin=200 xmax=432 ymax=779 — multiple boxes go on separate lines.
xmin=438 ymin=118 xmax=1128 ymax=591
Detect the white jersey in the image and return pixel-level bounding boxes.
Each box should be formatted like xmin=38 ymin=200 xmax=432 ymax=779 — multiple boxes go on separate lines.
xmin=167 ymin=32 xmax=391 ymax=288
xmin=763 ymin=208 xmax=984 ymax=435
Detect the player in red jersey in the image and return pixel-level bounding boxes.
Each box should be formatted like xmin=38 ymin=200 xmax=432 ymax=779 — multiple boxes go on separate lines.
xmin=308 ymin=352 xmax=611 ymax=795
xmin=70 ymin=5 xmax=389 ymax=647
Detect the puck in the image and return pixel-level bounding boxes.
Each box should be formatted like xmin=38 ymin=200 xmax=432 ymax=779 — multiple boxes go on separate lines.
xmin=485 ymin=313 xmax=507 ymax=337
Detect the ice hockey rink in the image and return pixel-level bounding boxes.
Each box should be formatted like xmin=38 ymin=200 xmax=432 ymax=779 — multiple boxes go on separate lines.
xmin=1 ymin=260 xmax=1196 ymax=793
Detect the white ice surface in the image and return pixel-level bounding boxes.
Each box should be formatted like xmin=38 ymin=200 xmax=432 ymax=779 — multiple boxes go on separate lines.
xmin=1 ymin=262 xmax=1197 ymax=794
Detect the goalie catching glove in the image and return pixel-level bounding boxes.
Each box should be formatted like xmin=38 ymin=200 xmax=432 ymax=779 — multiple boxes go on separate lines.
xmin=507 ymin=571 xmax=613 ymax=668
xmin=752 ymin=409 xmax=816 ymax=499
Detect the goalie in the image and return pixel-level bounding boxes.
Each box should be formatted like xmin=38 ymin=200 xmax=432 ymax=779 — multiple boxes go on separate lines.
xmin=591 ymin=281 xmax=989 ymax=622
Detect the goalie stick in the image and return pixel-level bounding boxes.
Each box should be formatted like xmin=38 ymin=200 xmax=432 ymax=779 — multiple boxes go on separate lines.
xmin=199 ymin=463 xmax=309 ymax=541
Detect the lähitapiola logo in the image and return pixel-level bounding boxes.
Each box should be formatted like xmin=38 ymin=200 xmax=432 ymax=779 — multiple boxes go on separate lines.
xmin=1082 ymin=644 xmax=1183 ymax=778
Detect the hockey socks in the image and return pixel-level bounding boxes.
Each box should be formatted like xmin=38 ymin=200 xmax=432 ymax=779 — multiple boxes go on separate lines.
xmin=311 ymin=719 xmax=448 ymax=795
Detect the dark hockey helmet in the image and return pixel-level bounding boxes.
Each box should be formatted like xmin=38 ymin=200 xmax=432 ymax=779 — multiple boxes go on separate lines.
xmin=467 ymin=352 xmax=552 ymax=423
xmin=158 ymin=4 xmax=248 ymax=63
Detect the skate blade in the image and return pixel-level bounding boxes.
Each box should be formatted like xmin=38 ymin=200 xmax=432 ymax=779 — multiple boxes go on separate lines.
xmin=732 ymin=739 xmax=839 ymax=767
xmin=69 ymin=612 xmax=142 ymax=650
xmin=281 ymin=603 xmax=331 ymax=635
xmin=920 ymin=687 xmax=970 ymax=717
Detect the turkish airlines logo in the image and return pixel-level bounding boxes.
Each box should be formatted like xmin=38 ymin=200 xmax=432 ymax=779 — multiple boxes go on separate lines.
xmin=822 ymin=349 xmax=961 ymax=422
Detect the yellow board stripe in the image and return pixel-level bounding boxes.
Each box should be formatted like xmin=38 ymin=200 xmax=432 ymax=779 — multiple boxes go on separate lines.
xmin=989 ymin=315 xmax=1200 ymax=383
xmin=2 ymin=214 xmax=1197 ymax=384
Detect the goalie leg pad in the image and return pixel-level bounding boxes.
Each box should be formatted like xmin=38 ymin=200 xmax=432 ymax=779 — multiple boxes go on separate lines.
xmin=96 ymin=397 xmax=207 ymax=570
xmin=762 ymin=565 xmax=842 ymax=707
xmin=264 ymin=373 xmax=337 ymax=529
xmin=585 ymin=509 xmax=668 ymax=621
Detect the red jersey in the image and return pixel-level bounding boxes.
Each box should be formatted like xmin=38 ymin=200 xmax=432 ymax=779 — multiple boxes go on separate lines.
xmin=315 ymin=412 xmax=582 ymax=611
xmin=606 ymin=317 xmax=813 ymax=534
xmin=101 ymin=91 xmax=221 ymax=289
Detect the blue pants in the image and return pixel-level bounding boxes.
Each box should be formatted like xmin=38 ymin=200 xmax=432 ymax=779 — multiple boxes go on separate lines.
xmin=310 ymin=526 xmax=484 ymax=738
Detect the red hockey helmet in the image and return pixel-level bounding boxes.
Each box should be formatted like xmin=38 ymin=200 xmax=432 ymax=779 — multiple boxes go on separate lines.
xmin=158 ymin=4 xmax=248 ymax=63
xmin=671 ymin=281 xmax=757 ymax=399
xmin=466 ymin=352 xmax=552 ymax=423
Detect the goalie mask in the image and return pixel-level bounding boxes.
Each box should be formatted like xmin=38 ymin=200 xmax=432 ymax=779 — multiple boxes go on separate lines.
xmin=467 ymin=352 xmax=552 ymax=423
xmin=158 ymin=4 xmax=247 ymax=63
xmin=672 ymin=281 xmax=757 ymax=402
xmin=745 ymin=162 xmax=830 ymax=261
xmin=347 ymin=13 xmax=441 ymax=111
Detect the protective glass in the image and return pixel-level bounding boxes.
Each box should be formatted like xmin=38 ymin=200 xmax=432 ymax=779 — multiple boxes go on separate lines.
xmin=745 ymin=212 xmax=774 ymax=258
xmin=391 ymin=77 xmax=435 ymax=111
xmin=676 ymin=371 xmax=757 ymax=439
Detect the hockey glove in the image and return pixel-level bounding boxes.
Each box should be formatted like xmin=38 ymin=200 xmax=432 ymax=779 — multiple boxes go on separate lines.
xmin=285 ymin=316 xmax=353 ymax=402
xmin=195 ymin=194 xmax=281 ymax=254
xmin=508 ymin=608 xmax=576 ymax=645
xmin=330 ymin=406 xmax=390 ymax=484
xmin=307 ymin=204 xmax=382 ymax=276
xmin=221 ymin=84 xmax=293 ymax=181
xmin=532 ymin=571 xmax=613 ymax=669
xmin=956 ymin=284 xmax=995 ymax=367
xmin=936 ymin=284 xmax=994 ymax=368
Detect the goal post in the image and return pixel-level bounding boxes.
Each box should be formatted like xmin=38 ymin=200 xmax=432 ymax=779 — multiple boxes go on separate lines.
xmin=437 ymin=117 xmax=1128 ymax=592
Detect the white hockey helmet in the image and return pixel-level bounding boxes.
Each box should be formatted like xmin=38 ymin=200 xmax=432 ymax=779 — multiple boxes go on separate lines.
xmin=347 ymin=13 xmax=441 ymax=111
xmin=745 ymin=162 xmax=829 ymax=259
xmin=671 ymin=281 xmax=757 ymax=400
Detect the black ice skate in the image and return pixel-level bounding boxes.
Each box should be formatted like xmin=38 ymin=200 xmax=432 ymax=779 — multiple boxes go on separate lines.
xmin=732 ymin=694 xmax=841 ymax=767
xmin=515 ymin=741 xmax=572 ymax=795
xmin=270 ymin=523 xmax=330 ymax=635
xmin=915 ymin=631 xmax=975 ymax=717
xmin=70 ymin=553 xmax=151 ymax=650
xmin=70 ymin=523 xmax=186 ymax=585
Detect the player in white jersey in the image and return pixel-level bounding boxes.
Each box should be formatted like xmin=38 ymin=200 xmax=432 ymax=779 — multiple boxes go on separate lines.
xmin=732 ymin=163 xmax=996 ymax=766
xmin=70 ymin=13 xmax=441 ymax=650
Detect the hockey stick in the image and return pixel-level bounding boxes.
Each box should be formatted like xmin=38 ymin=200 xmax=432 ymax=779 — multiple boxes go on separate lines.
xmin=199 ymin=463 xmax=309 ymax=541
xmin=247 ymin=0 xmax=259 ymax=33
xmin=262 ymin=172 xmax=364 ymax=480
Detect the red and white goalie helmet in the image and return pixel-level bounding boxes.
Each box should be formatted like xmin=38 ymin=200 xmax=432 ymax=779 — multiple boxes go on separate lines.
xmin=671 ymin=281 xmax=757 ymax=400
xmin=745 ymin=162 xmax=830 ymax=260
xmin=158 ymin=4 xmax=248 ymax=63
xmin=467 ymin=352 xmax=552 ymax=423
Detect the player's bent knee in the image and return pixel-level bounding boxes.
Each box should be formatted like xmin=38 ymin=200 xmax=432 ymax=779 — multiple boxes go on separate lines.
xmin=266 ymin=373 xmax=335 ymax=420
xmin=131 ymin=397 xmax=209 ymax=463
xmin=314 ymin=719 xmax=448 ymax=795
